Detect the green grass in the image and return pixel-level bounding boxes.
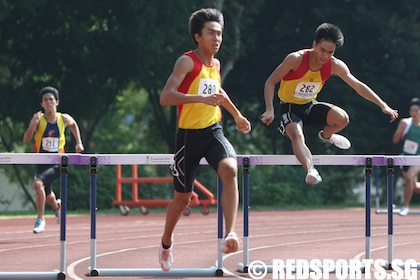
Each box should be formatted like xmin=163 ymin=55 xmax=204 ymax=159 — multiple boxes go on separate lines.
xmin=3 ymin=201 xmax=419 ymax=218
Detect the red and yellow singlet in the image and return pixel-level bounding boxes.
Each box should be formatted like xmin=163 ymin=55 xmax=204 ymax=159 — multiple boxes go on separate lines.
xmin=177 ymin=51 xmax=222 ymax=129
xmin=278 ymin=49 xmax=332 ymax=104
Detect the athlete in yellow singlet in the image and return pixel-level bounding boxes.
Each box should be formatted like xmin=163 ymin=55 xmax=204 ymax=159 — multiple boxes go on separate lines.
xmin=23 ymin=86 xmax=84 ymax=233
xmin=261 ymin=23 xmax=399 ymax=185
xmin=158 ymin=8 xmax=251 ymax=272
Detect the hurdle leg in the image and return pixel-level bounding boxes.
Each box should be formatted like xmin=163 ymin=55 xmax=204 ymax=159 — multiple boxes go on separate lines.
xmin=216 ymin=177 xmax=224 ymax=276
xmin=237 ymin=157 xmax=250 ymax=273
xmin=88 ymin=157 xmax=99 ymax=276
xmin=365 ymin=157 xmax=372 ymax=261
xmin=375 ymin=167 xmax=380 ymax=212
xmin=386 ymin=158 xmax=394 ymax=269
xmin=57 ymin=156 xmax=68 ymax=280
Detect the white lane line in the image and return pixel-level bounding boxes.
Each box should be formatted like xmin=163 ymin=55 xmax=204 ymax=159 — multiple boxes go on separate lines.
xmin=67 ymin=238 xmax=216 ymax=279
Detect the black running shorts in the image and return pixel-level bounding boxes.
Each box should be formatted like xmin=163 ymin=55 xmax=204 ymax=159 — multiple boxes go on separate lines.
xmin=278 ymin=101 xmax=332 ymax=135
xmin=35 ymin=164 xmax=60 ymax=195
xmin=171 ymin=122 xmax=237 ymax=193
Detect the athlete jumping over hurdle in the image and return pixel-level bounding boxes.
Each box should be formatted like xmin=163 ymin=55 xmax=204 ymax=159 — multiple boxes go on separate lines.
xmin=261 ymin=23 xmax=399 ymax=185
xmin=158 ymin=8 xmax=251 ymax=272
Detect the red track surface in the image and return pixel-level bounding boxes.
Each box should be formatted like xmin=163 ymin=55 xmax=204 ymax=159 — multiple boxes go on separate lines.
xmin=1 ymin=209 xmax=420 ymax=280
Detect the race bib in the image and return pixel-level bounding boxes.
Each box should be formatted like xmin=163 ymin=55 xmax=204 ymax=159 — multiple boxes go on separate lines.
xmin=198 ymin=78 xmax=219 ymax=96
xmin=293 ymin=81 xmax=321 ymax=99
xmin=42 ymin=137 xmax=59 ymax=152
xmin=403 ymin=139 xmax=418 ymax=155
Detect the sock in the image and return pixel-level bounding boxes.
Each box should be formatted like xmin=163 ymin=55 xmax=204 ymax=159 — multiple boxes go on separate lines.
xmin=162 ymin=242 xmax=171 ymax=249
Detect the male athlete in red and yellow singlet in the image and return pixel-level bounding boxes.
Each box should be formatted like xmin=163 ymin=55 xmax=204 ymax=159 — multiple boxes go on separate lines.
xmin=158 ymin=8 xmax=251 ymax=272
xmin=261 ymin=23 xmax=399 ymax=185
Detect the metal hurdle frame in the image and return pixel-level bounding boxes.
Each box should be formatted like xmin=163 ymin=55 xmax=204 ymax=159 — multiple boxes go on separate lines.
xmin=0 ymin=154 xmax=73 ymax=280
xmin=238 ymin=157 xmax=250 ymax=273
xmin=2 ymin=153 xmax=420 ymax=277
xmin=236 ymin=155 xmax=389 ymax=275
xmin=86 ymin=154 xmax=225 ymax=277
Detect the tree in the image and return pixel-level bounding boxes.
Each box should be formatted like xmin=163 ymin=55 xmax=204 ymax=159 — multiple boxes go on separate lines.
xmin=0 ymin=1 xmax=200 ymax=208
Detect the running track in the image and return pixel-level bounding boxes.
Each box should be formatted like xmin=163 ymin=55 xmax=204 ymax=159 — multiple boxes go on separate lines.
xmin=1 ymin=209 xmax=420 ymax=280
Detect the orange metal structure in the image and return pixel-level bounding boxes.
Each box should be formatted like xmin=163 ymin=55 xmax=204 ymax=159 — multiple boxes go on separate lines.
xmin=113 ymin=164 xmax=217 ymax=215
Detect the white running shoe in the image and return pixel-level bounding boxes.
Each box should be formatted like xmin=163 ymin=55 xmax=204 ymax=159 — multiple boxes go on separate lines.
xmin=306 ymin=169 xmax=322 ymax=185
xmin=54 ymin=199 xmax=61 ymax=224
xmin=159 ymin=237 xmax=173 ymax=272
xmin=318 ymin=131 xmax=351 ymax=150
xmin=33 ymin=219 xmax=46 ymax=234
xmin=398 ymin=206 xmax=409 ymax=216
xmin=221 ymin=232 xmax=239 ymax=254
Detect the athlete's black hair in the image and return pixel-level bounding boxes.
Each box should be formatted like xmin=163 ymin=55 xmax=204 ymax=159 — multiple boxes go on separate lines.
xmin=39 ymin=86 xmax=59 ymax=102
xmin=410 ymin=97 xmax=420 ymax=107
xmin=188 ymin=8 xmax=224 ymax=47
xmin=314 ymin=23 xmax=344 ymax=48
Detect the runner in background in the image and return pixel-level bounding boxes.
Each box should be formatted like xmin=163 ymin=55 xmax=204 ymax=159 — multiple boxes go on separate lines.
xmin=23 ymin=86 xmax=84 ymax=233
xmin=392 ymin=97 xmax=420 ymax=216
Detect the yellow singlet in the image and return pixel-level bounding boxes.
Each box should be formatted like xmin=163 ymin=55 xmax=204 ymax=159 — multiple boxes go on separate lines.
xmin=278 ymin=50 xmax=332 ymax=104
xmin=176 ymin=51 xmax=222 ymax=129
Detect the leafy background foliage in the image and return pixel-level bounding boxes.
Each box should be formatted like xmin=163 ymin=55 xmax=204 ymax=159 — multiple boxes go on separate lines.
xmin=1 ymin=0 xmax=420 ymax=211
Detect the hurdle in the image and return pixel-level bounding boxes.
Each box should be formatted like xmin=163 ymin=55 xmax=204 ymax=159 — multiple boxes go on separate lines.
xmin=236 ymin=155 xmax=391 ymax=274
xmin=0 ymin=154 xmax=73 ymax=280
xmin=3 ymin=153 xmax=419 ymax=277
xmin=86 ymin=154 xmax=225 ymax=277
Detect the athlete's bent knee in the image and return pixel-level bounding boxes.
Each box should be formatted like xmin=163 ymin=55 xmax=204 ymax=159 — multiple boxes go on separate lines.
xmin=339 ymin=111 xmax=350 ymax=126
xmin=33 ymin=179 xmax=44 ymax=192
xmin=173 ymin=192 xmax=192 ymax=212
xmin=327 ymin=107 xmax=349 ymax=127
xmin=218 ymin=160 xmax=237 ymax=179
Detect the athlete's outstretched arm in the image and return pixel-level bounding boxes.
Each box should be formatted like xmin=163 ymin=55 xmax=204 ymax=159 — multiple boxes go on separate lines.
xmin=333 ymin=59 xmax=399 ymax=122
